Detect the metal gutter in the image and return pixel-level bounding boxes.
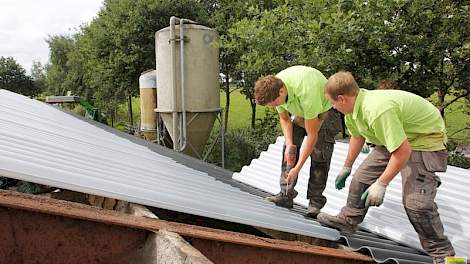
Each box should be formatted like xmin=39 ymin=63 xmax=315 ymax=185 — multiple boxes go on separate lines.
xmin=0 ymin=190 xmax=372 ymax=264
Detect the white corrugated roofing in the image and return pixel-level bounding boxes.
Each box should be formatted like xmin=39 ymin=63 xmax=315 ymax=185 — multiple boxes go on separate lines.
xmin=233 ymin=137 xmax=470 ymax=257
xmin=0 ymin=89 xmax=339 ymax=241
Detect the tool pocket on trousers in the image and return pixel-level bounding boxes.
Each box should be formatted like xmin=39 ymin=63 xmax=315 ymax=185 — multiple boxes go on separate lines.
xmin=422 ymin=150 xmax=448 ymax=172
xmin=411 ymin=168 xmax=438 ymax=210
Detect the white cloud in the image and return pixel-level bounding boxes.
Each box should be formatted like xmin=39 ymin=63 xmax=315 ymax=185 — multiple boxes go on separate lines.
xmin=0 ymin=0 xmax=103 ymax=73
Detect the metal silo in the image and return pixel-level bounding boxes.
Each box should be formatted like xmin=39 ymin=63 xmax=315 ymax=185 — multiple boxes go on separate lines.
xmin=139 ymin=70 xmax=157 ymax=141
xmin=155 ymin=17 xmax=220 ymax=158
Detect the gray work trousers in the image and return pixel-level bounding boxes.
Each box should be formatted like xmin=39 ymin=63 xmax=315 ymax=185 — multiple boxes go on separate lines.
xmin=339 ymin=146 xmax=455 ymax=257
xmin=280 ymin=109 xmax=342 ymax=209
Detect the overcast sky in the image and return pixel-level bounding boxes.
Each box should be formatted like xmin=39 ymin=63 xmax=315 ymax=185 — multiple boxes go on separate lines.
xmin=0 ymin=0 xmax=103 ymax=73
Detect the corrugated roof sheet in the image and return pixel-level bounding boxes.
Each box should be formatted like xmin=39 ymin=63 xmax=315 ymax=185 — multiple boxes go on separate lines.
xmin=0 ymin=89 xmax=339 ymax=241
xmin=234 ymin=136 xmax=470 ymax=261
xmin=2 ymin=89 xmax=468 ymax=263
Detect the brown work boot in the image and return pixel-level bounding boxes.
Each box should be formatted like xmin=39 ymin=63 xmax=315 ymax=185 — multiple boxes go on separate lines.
xmin=265 ymin=192 xmax=294 ymax=208
xmin=306 ymin=200 xmax=320 ymax=218
xmin=317 ymin=213 xmax=358 ymax=235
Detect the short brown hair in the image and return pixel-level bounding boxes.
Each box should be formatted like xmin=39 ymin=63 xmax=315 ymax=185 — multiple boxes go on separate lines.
xmin=325 ymin=71 xmax=359 ymax=100
xmin=254 ymin=75 xmax=284 ymax=105
xmin=377 ymin=79 xmax=399 ymax=90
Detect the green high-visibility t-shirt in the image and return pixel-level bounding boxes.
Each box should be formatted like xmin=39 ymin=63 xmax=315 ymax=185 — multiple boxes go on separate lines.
xmin=346 ymin=89 xmax=447 ymax=152
xmin=275 ymin=66 xmax=332 ymax=119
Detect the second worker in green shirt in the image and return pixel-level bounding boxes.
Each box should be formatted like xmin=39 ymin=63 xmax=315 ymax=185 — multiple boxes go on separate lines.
xmin=254 ymin=65 xmax=342 ymax=217
xmin=317 ymin=71 xmax=454 ymax=262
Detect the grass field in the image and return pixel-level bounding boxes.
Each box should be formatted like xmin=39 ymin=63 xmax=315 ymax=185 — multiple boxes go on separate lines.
xmin=444 ymin=101 xmax=470 ymax=143
xmin=429 ymin=93 xmax=470 ymax=145
xmin=113 ymin=90 xmax=271 ymax=131
xmin=220 ymin=90 xmax=270 ymax=129
xmin=116 ymin=90 xmax=469 ymax=145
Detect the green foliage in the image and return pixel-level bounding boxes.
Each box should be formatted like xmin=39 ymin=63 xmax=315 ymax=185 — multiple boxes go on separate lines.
xmin=206 ymin=0 xmax=282 ymax=129
xmin=448 ymin=152 xmax=470 ymax=169
xmin=44 ymin=0 xmax=210 ymax=123
xmin=45 ymin=35 xmax=76 ymax=96
xmin=81 ymin=0 xmax=209 ymax=96
xmin=238 ymin=0 xmax=468 ymax=145
xmin=40 ymin=0 xmax=469 ymax=171
xmin=16 ymin=182 xmax=43 ymax=194
xmin=30 ymin=61 xmax=47 ymax=92
xmin=0 ymin=56 xmax=40 ymax=96
xmin=429 ymin=92 xmax=470 ymax=144
xmin=447 ymin=141 xmax=470 ymax=169
xmin=205 ymin=108 xmax=280 ymax=172
xmin=227 ymin=0 xmax=469 ymax=121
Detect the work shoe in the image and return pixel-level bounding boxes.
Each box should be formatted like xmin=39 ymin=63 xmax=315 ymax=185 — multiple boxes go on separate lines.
xmin=306 ymin=201 xmax=320 ymax=218
xmin=317 ymin=213 xmax=358 ymax=235
xmin=265 ymin=192 xmax=294 ymax=208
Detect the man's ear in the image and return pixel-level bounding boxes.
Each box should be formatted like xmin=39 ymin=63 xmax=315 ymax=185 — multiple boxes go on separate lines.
xmin=336 ymin=94 xmax=345 ymax=103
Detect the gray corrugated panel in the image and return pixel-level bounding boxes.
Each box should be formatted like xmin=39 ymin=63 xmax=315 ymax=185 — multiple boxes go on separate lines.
xmin=0 ymin=89 xmax=339 ymax=241
xmin=234 ymin=136 xmax=470 ymax=260
xmin=342 ymin=236 xmax=433 ymax=263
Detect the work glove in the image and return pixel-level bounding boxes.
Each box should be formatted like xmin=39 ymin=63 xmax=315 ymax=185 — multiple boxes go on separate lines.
xmin=361 ymin=144 xmax=370 ymax=154
xmin=361 ymin=180 xmax=387 ymax=207
xmin=335 ymin=167 xmax=352 ymax=190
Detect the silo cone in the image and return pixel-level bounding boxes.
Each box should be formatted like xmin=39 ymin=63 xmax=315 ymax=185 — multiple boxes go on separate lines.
xmin=155 ymin=23 xmax=219 ymax=158
xmin=179 ymin=112 xmax=217 ymax=158
xmin=139 ymin=70 xmax=157 ymax=141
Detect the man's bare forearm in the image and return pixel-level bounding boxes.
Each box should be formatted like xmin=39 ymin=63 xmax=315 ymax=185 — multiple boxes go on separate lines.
xmin=295 ymin=134 xmax=317 ymax=170
xmin=378 ymin=140 xmax=411 ymax=185
xmin=280 ymin=113 xmax=293 ymax=146
xmin=294 ymin=117 xmax=322 ymax=170
xmin=345 ymin=136 xmax=365 ymax=167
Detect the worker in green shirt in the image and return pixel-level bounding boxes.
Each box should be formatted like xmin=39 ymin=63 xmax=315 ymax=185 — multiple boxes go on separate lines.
xmin=254 ymin=66 xmax=342 ymax=217
xmin=317 ymin=71 xmax=455 ymax=263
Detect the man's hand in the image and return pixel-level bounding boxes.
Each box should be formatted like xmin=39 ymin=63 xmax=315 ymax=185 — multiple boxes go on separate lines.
xmin=335 ymin=167 xmax=352 ymax=190
xmin=361 ymin=180 xmax=387 ymax=207
xmin=286 ymin=166 xmax=300 ymax=185
xmin=284 ymin=145 xmax=297 ymax=166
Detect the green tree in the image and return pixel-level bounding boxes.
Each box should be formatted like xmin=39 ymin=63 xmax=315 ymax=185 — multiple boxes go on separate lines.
xmin=78 ymin=0 xmax=209 ymax=116
xmin=0 ymin=56 xmax=39 ymax=96
xmin=45 ymin=35 xmax=79 ymax=96
xmin=30 ymin=60 xmax=47 ymax=93
xmin=227 ymin=1 xmax=330 ymax=127
xmin=203 ymin=0 xmax=282 ymax=130
xmin=324 ymin=0 xmax=470 ymax=139
xmin=228 ymin=0 xmax=469 ymax=129
xmin=44 ymin=0 xmax=210 ymax=126
xmin=392 ymin=0 xmax=469 ymax=117
xmin=340 ymin=0 xmax=469 ymax=116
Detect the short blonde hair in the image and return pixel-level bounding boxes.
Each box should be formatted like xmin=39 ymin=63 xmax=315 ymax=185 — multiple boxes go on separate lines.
xmin=325 ymin=71 xmax=359 ymax=100
xmin=254 ymin=75 xmax=284 ymax=105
